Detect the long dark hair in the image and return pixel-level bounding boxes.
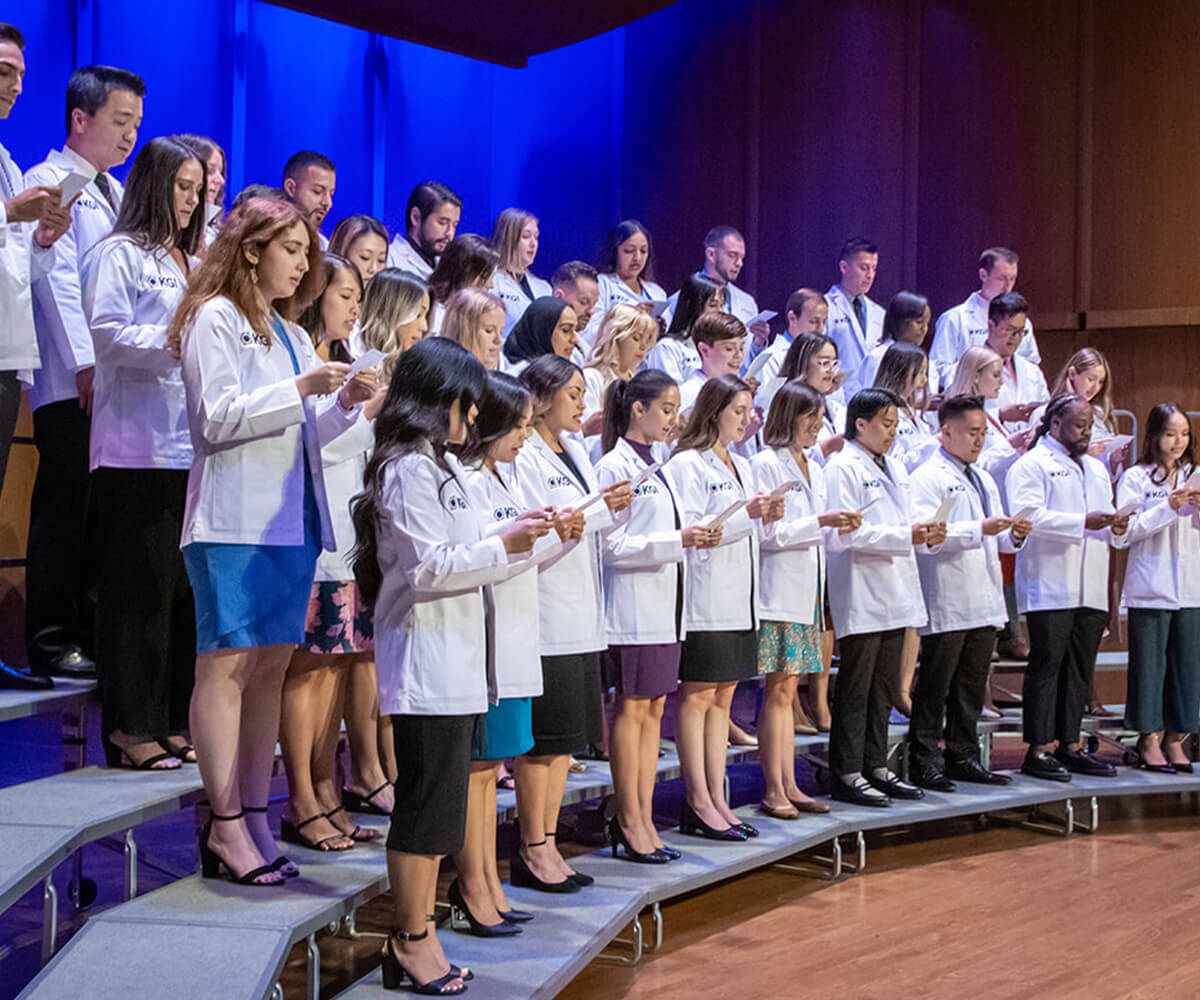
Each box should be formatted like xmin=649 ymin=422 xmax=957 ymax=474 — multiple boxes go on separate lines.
xmin=1138 ymin=402 xmax=1195 ymax=486
xmin=597 ymin=219 xmax=655 ymax=283
xmin=519 ymin=353 xmax=580 ymax=420
xmin=674 ymin=374 xmax=750 ymax=453
xmin=602 ymin=369 xmax=677 ymax=454
xmin=456 ymin=371 xmax=530 ymax=466
xmin=762 ymin=380 xmax=824 ymax=448
xmin=1031 ymin=392 xmax=1084 ymax=446
xmin=351 ymin=338 xmax=486 ymax=604
xmin=665 ymin=272 xmax=723 ymax=340
xmin=779 ymin=332 xmax=837 ymax=384
xmin=111 ymin=136 xmax=206 ymax=258
xmin=882 ymin=290 xmax=929 ymax=344
xmin=873 ymin=341 xmax=928 ymax=411
xmin=297 ymin=252 xmax=362 ymax=362
xmin=429 ymin=233 xmax=499 ymax=304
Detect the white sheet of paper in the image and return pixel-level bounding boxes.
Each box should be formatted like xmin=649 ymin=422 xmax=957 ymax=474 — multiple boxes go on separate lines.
xmin=1102 ymin=434 xmax=1133 ymax=457
xmin=1012 ymin=506 xmax=1036 ymax=523
xmin=349 ymin=349 xmax=387 ymax=375
xmin=1185 ymin=469 xmax=1200 ymax=491
xmin=746 ymin=310 xmax=777 ymax=327
xmin=648 ymin=299 xmax=670 ymax=320
xmin=705 ymin=498 xmax=749 ymax=527
xmin=573 ymin=491 xmax=608 ymax=515
xmin=1115 ymin=501 xmax=1141 ymax=518
xmin=856 ymin=496 xmax=879 ymax=516
xmin=59 ymin=171 xmax=92 ymax=206
xmin=631 ymin=462 xmax=663 ymax=489
xmin=743 ymin=347 xmax=777 ymax=381
xmin=931 ymin=493 xmax=958 ymax=523
xmin=205 ymin=203 xmax=222 ymax=224
xmin=767 ymin=478 xmax=802 ymax=499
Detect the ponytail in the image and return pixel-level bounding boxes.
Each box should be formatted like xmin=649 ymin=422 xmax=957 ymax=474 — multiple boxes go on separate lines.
xmin=601 ymin=369 xmax=677 ymax=455
xmin=1032 ymin=391 xmax=1083 ymax=447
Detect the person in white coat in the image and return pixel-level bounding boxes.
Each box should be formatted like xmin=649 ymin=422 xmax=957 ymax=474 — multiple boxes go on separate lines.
xmin=169 ymin=197 xmax=374 ymax=886
xmin=328 ymin=214 xmax=389 ymax=287
xmin=441 ymin=286 xmax=506 ymax=370
xmin=452 ymin=371 xmax=561 ymax=934
xmin=581 ymin=303 xmax=655 ymax=441
xmin=871 ymin=341 xmax=936 ymax=474
xmin=351 ymin=338 xmax=546 ymax=992
xmin=907 ymin=396 xmax=1030 ymax=791
xmin=824 ymin=388 xmax=946 ymax=806
xmin=846 ymin=290 xmax=937 ymax=399
xmin=750 ymin=288 xmax=827 ymax=398
xmin=490 ymin=207 xmax=552 ymax=336
xmin=1112 ymin=404 xmax=1200 ymax=772
xmin=1006 ymin=393 xmax=1129 ymax=782
xmin=427 ymin=233 xmax=498 ymax=336
xmin=0 ymin=21 xmax=74 ymax=686
xmin=501 ymin=296 xmax=579 ymax=374
xmin=598 ymin=370 xmax=717 ymax=862
xmin=81 ymin=136 xmax=205 ymax=770
xmin=24 ymin=64 xmax=144 ymax=679
xmin=983 ymin=291 xmax=1048 ymax=433
xmin=386 ymin=180 xmax=461 ymax=279
xmin=510 ymin=354 xmax=633 ymax=892
xmin=752 ymin=381 xmax=858 ymax=818
xmin=357 ymin=268 xmax=430 ymax=382
xmin=825 ymin=237 xmax=885 ymax=384
xmin=669 ymin=374 xmax=783 ymax=840
xmin=551 ymin=260 xmax=600 ymax=355
xmin=645 ymin=271 xmax=722 ymax=386
xmin=582 ymin=219 xmax=666 ymax=350
xmin=759 ymin=332 xmax=846 ymax=468
xmin=929 ymin=247 xmax=1041 ymax=384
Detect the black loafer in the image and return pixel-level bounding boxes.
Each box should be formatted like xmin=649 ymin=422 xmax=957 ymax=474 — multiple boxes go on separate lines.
xmin=945 ymin=755 xmax=1013 ymax=785
xmin=867 ymin=772 xmax=925 ymax=800
xmin=831 ymin=778 xmax=891 ymax=808
xmin=1022 ymin=749 xmax=1071 ymax=782
xmin=29 ymin=643 xmax=96 ymax=679
xmin=0 ymin=662 xmax=54 ymax=690
xmin=1055 ymin=747 xmax=1117 ymax=777
xmin=913 ymin=764 xmax=956 ymax=793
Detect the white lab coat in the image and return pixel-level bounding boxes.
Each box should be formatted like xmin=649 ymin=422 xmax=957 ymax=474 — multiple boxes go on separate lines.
xmin=462 ymin=461 xmax=563 ymax=699
xmin=909 ymin=449 xmax=1015 ymax=634
xmin=1112 ymin=463 xmax=1200 ymax=610
xmin=996 ymin=354 xmax=1049 ymax=432
xmin=645 ymin=335 xmax=699 ymax=385
xmin=581 ymin=273 xmax=666 ymax=354
xmin=26 ymin=146 xmax=123 ymax=411
xmin=823 ymin=441 xmax=928 ymax=637
xmin=373 ymin=449 xmax=514 ymax=716
xmin=1006 ymin=436 xmax=1117 ymax=613
xmin=662 ymin=276 xmax=761 ymax=363
xmin=930 ymin=291 xmax=1041 ymax=385
xmin=845 ymin=340 xmax=945 ymax=399
xmin=0 ymin=142 xmax=51 ymax=380
xmin=512 ymin=431 xmax=618 ymax=655
xmin=916 ymin=400 xmax=1021 ymax=511
xmin=815 ymin=394 xmax=847 ymax=467
xmin=890 ymin=406 xmax=937 ymax=473
xmin=313 ymin=411 xmax=373 ymax=582
xmin=385 ymin=235 xmax=434 ymax=279
xmin=825 ymin=284 xmax=884 ymax=381
xmin=81 ymin=237 xmax=193 ymax=470
xmin=179 ymin=296 xmax=358 ymax=548
xmin=595 ymin=437 xmax=687 ymax=645
xmin=750 ymin=334 xmax=793 ymax=407
xmin=668 ymin=447 xmax=760 ymax=632
xmin=752 ymin=447 xmax=825 ymax=626
xmin=491 ymin=270 xmax=553 ymax=338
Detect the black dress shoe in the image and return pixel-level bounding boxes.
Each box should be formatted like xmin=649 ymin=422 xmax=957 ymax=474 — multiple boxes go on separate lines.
xmin=945 ymin=755 xmax=1012 ymax=785
xmin=867 ymin=771 xmax=924 ymax=800
xmin=912 ymin=763 xmax=956 ymax=793
xmin=1055 ymin=747 xmax=1117 ymax=777
xmin=28 ymin=639 xmax=96 ymax=679
xmin=831 ymin=777 xmax=890 ymax=808
xmin=0 ymin=662 xmax=54 ymax=690
xmin=1022 ymin=749 xmax=1071 ymax=782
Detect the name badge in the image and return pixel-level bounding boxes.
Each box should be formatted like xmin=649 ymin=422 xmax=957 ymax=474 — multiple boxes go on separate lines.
xmin=709 ymin=480 xmax=734 ymax=494
xmin=493 ymin=504 xmax=519 ymax=522
xmin=446 ymin=493 xmax=469 ymax=512
xmin=546 ymin=474 xmax=573 ymax=489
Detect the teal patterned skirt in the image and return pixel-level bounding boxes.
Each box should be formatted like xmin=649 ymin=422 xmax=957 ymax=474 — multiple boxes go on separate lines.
xmin=757 ymin=619 xmax=823 ymax=675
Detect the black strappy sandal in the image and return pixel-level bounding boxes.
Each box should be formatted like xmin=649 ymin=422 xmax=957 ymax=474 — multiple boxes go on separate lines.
xmin=242 ymin=805 xmax=298 ymax=877
xmin=281 ymin=813 xmax=355 ymax=851
xmin=379 ymin=927 xmax=467 ymax=994
xmin=341 ymin=782 xmax=392 ymax=816
xmin=198 ymin=811 xmax=284 ymax=886
xmin=326 ymin=805 xmax=377 ymax=842
xmin=158 ymin=735 xmax=197 ymax=763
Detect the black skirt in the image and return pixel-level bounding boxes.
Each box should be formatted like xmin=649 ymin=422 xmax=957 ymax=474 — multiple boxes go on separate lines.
xmin=386 ymin=713 xmax=477 ymax=855
xmin=679 ymin=629 xmax=758 ymax=683
xmin=530 ymin=651 xmax=601 ymax=756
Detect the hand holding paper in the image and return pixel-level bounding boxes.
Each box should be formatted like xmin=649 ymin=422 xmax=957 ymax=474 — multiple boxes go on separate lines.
xmin=930 ymin=493 xmax=958 ymax=524
xmin=766 ymin=478 xmax=802 ymax=499
xmin=648 ymin=299 xmax=670 ymax=320
xmin=349 ymin=349 xmax=388 ymax=376
xmin=59 ymin=171 xmax=93 ymax=207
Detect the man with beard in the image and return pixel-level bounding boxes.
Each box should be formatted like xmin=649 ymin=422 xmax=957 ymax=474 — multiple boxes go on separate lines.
xmin=281 ymin=150 xmax=335 ymax=249
xmin=387 ymin=180 xmax=461 ymax=279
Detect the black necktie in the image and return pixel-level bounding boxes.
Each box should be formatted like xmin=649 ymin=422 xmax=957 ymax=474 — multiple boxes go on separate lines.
xmin=963 ymin=462 xmax=991 ymax=516
xmin=872 ymin=451 xmax=891 ymax=481
xmin=518 ymin=274 xmax=533 ymax=300
xmin=853 ymin=295 xmax=867 ymax=335
xmin=93 ymin=173 xmax=117 ymax=213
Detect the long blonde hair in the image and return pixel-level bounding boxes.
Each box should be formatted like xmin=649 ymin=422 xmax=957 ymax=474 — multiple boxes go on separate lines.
xmin=585 ymin=303 xmax=657 ymax=379
xmin=359 ymin=268 xmax=429 ymax=380
xmin=1050 ymin=346 xmax=1115 ymax=434
xmin=441 ymin=287 xmax=505 ymax=362
xmin=947 ymin=345 xmax=1003 ymax=397
xmin=490 ymin=207 xmax=537 ymax=274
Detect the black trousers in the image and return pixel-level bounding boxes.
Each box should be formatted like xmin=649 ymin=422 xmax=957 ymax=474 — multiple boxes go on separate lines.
xmin=830 ymin=628 xmax=905 ymax=775
xmin=908 ymin=626 xmax=996 ymax=765
xmin=0 ymin=370 xmax=21 ymax=499
xmin=91 ymin=467 xmax=196 ymax=739
xmin=25 ymin=399 xmax=94 ymax=653
xmin=1023 ymin=607 xmax=1108 ymax=747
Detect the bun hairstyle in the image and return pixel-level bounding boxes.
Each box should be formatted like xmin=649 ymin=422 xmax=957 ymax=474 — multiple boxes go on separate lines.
xmin=601 ymin=369 xmax=677 ymax=454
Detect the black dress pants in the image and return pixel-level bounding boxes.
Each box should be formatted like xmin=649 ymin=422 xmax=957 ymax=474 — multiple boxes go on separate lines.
xmin=908 ymin=626 xmax=996 ymax=765
xmin=830 ymin=628 xmax=905 ymax=776
xmin=25 ymin=399 xmax=94 ymax=655
xmin=1023 ymin=607 xmax=1108 ymax=747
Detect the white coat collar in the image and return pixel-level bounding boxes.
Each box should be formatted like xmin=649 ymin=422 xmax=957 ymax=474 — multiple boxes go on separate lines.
xmin=846 ymin=440 xmax=902 ymax=496
xmin=699 ymin=446 xmax=743 ymax=484
xmin=530 ymin=430 xmax=590 ymax=492
xmin=1037 ymin=434 xmax=1086 ymax=475
xmin=773 ymin=445 xmax=815 ymax=494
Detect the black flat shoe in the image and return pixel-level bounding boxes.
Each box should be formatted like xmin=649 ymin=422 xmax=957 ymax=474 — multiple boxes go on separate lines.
xmin=608 ymin=816 xmax=669 ymax=864
xmin=447 ymin=880 xmax=521 ymax=937
xmin=28 ymin=632 xmax=96 ymax=679
xmin=1022 ymin=749 xmax=1071 ymax=782
xmin=945 ymin=755 xmax=1012 ymax=785
xmin=509 ymin=843 xmax=580 ymax=894
xmin=679 ymin=801 xmax=748 ymax=841
xmin=913 ymin=763 xmax=956 ymax=793
xmin=342 ymin=782 xmax=392 ymax=816
xmin=867 ymin=771 xmax=924 ymax=800
xmin=831 ymin=777 xmax=890 ymax=808
xmin=1055 ymin=747 xmax=1117 ymax=777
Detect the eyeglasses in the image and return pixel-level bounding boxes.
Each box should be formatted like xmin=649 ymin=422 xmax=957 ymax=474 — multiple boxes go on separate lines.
xmin=813 ymin=358 xmax=839 ymax=370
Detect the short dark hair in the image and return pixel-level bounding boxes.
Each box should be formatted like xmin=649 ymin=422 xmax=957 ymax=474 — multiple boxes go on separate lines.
xmin=551 ymin=260 xmax=598 ymax=289
xmin=66 ymin=65 xmax=145 ymax=135
xmin=937 ymin=394 xmax=985 ymax=425
xmin=406 ymin=181 xmax=462 ymax=235
xmin=692 ymin=312 xmax=744 ymax=349
xmin=0 ymin=23 xmax=25 ymax=48
xmin=979 ymin=247 xmax=1019 ymax=272
xmin=231 ymin=184 xmax=285 ymax=211
xmin=988 ymin=291 xmax=1029 ymax=324
xmin=845 ymin=387 xmax=901 ymax=441
xmin=785 ymin=287 xmax=824 ymax=321
xmin=704 ymin=225 xmax=743 ymax=249
xmin=283 ymin=150 xmax=335 ymax=183
xmin=839 ymin=237 xmax=878 ymax=262
xmin=763 ymin=380 xmax=824 ymax=448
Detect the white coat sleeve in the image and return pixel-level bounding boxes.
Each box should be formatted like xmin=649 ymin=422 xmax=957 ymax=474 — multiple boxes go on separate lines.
xmin=824 ymin=462 xmax=913 ymax=555
xmin=29 ymin=189 xmax=93 ymax=373
xmin=84 ymin=243 xmax=178 ymax=372
xmin=1112 ymin=468 xmax=1176 ymax=549
xmin=384 ymin=459 xmax=512 ymax=594
xmin=1007 ymin=459 xmax=1084 ymax=543
xmin=596 ymin=462 xmax=684 ymax=568
xmin=911 ymin=473 xmax=981 ymax=553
